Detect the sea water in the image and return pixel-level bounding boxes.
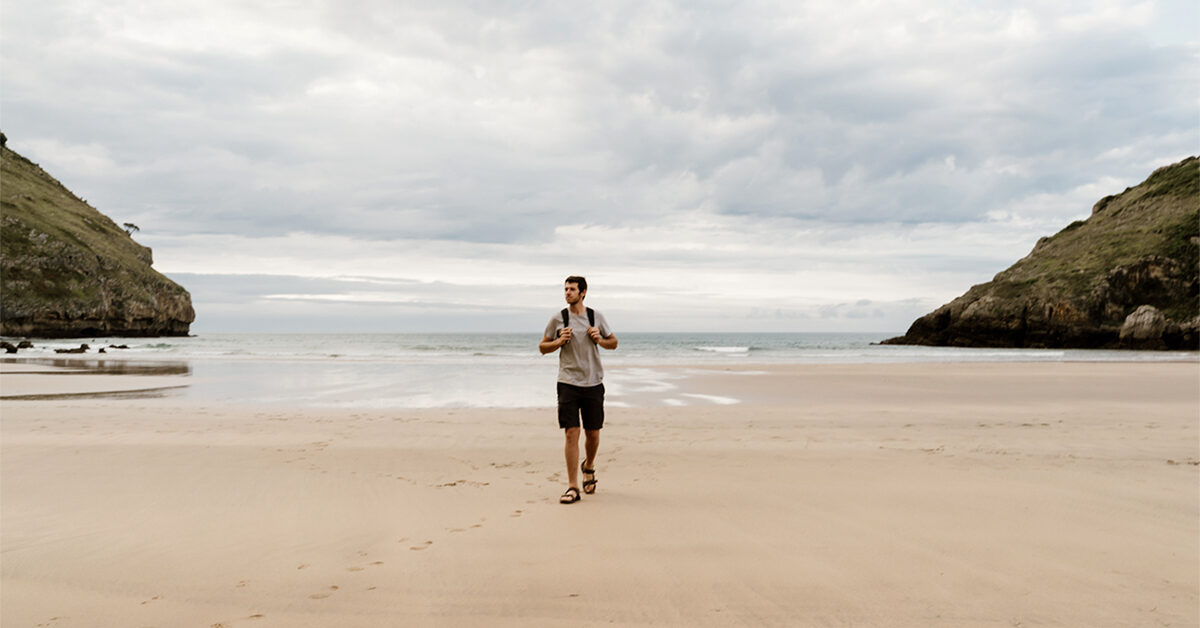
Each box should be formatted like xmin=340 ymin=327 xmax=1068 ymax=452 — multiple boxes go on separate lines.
xmin=3 ymin=332 xmax=1195 ymax=408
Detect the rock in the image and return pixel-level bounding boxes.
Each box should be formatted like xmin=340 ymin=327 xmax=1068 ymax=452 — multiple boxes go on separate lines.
xmin=1 ymin=341 xmax=16 ymax=353
xmin=0 ymin=146 xmax=194 ymax=337
xmin=54 ymin=343 xmax=89 ymax=354
xmin=108 ymin=344 xmax=130 ymax=349
xmin=17 ymin=340 xmax=33 ymax=349
xmin=1120 ymin=305 xmax=1168 ymax=340
xmin=883 ymin=157 xmax=1199 ymax=351
xmin=1119 ymin=305 xmax=1170 ymax=349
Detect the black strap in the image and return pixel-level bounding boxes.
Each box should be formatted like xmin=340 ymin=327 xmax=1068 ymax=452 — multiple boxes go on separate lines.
xmin=562 ymin=307 xmax=597 ymax=328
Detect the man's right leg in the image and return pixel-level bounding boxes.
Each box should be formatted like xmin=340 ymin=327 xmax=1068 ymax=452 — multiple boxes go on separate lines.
xmin=558 ymin=382 xmax=583 ymax=500
xmin=564 ymin=427 xmax=581 ymax=490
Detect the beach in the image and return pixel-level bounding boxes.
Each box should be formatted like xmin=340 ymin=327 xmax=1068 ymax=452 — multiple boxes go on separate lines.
xmin=2 ymin=360 xmax=1197 ymax=627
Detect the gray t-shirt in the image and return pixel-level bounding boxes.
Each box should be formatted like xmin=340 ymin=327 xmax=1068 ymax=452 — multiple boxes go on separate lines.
xmin=544 ymin=308 xmax=613 ymax=387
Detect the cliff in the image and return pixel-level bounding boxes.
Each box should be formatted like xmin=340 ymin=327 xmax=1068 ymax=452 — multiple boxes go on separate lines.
xmin=883 ymin=156 xmax=1199 ymax=350
xmin=0 ymin=144 xmax=195 ymax=337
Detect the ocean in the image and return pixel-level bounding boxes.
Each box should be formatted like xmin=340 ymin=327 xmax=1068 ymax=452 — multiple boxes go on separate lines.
xmin=4 ymin=332 xmax=1195 ymax=408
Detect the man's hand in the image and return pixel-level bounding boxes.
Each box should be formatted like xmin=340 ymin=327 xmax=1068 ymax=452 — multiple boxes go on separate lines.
xmin=540 ymin=326 xmax=574 ymax=355
xmin=588 ymin=327 xmax=618 ymax=350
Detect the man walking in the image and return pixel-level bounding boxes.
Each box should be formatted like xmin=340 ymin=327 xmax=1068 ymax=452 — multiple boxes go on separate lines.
xmin=539 ymin=276 xmax=618 ymax=504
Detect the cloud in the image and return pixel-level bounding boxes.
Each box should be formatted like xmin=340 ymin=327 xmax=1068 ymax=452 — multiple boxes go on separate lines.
xmin=2 ymin=0 xmax=1195 ymax=331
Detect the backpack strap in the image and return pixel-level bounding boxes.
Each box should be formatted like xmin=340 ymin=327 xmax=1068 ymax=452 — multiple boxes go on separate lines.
xmin=562 ymin=307 xmax=597 ymax=335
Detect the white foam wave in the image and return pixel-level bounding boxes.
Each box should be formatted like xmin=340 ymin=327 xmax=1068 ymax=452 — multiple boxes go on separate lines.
xmin=695 ymin=346 xmax=750 ymax=354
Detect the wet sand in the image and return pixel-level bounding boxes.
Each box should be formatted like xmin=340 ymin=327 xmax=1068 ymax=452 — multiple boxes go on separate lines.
xmin=2 ymin=361 xmax=1197 ymax=627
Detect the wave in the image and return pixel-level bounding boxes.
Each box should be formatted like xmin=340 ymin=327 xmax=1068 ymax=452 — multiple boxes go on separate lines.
xmin=694 ymin=346 xmax=751 ymax=354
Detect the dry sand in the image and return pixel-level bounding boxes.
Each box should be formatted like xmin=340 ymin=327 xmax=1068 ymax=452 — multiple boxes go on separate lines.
xmin=1 ymin=361 xmax=1197 ymax=627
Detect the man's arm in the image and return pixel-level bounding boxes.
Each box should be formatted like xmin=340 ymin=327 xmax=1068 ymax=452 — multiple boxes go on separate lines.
xmin=588 ymin=327 xmax=618 ymax=350
xmin=539 ymin=327 xmax=572 ymax=354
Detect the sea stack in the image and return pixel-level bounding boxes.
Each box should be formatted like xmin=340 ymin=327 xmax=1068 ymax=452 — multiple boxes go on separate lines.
xmin=0 ymin=141 xmax=195 ymax=337
xmin=883 ymin=156 xmax=1199 ymax=350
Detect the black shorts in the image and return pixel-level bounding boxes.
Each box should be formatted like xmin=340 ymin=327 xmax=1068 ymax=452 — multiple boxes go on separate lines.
xmin=557 ymin=382 xmax=605 ymax=430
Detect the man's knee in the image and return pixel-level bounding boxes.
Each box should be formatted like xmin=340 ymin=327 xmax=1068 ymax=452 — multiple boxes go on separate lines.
xmin=564 ymin=427 xmax=581 ymax=443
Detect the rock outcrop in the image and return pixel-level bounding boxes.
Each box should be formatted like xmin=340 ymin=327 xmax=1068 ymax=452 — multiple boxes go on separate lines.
xmin=1 ymin=143 xmax=194 ymax=337
xmin=883 ymin=157 xmax=1199 ymax=350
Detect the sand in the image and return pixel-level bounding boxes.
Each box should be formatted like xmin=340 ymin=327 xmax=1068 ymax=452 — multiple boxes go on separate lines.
xmin=1 ymin=361 xmax=1197 ymax=627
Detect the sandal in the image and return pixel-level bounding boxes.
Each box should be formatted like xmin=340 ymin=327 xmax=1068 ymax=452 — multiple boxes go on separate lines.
xmin=581 ymin=462 xmax=597 ymax=495
xmin=560 ymin=487 xmax=581 ymax=504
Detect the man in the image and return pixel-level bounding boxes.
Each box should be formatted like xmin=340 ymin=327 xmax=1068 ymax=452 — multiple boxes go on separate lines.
xmin=539 ymin=276 xmax=618 ymax=504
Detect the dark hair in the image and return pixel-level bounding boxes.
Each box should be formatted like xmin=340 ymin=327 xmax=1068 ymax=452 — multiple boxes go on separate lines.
xmin=565 ymin=275 xmax=587 ymax=293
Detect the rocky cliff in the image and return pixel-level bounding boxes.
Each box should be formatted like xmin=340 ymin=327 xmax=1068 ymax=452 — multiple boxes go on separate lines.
xmin=0 ymin=144 xmax=194 ymax=337
xmin=883 ymin=156 xmax=1199 ymax=350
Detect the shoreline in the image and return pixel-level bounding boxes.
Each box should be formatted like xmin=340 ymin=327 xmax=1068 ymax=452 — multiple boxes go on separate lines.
xmin=2 ymin=357 xmax=1198 ymax=408
xmin=3 ymin=361 xmax=1197 ymax=626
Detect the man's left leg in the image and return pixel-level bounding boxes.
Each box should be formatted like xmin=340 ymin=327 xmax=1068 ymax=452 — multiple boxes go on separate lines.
xmin=581 ymin=429 xmax=599 ymax=494
xmin=583 ymin=429 xmax=600 ymax=470
xmin=580 ymin=384 xmax=604 ymax=494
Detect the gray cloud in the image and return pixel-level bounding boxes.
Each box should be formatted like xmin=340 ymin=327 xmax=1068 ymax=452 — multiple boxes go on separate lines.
xmin=2 ymin=0 xmax=1195 ymax=331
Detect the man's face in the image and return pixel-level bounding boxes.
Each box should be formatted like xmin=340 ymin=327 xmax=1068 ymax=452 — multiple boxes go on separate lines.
xmin=564 ymin=282 xmax=584 ymax=304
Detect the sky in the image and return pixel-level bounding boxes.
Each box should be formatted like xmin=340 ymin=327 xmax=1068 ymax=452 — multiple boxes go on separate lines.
xmin=2 ymin=0 xmax=1196 ymax=333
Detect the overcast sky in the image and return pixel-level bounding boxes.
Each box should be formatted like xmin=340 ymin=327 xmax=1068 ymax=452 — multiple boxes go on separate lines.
xmin=2 ymin=0 xmax=1196 ymax=333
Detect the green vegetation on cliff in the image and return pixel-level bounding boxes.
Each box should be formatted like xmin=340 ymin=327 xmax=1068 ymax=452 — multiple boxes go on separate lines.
xmin=1 ymin=144 xmax=194 ymax=337
xmin=884 ymin=157 xmax=1199 ymax=350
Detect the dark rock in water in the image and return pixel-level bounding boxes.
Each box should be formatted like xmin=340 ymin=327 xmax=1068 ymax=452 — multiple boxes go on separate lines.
xmin=1 ymin=341 xmax=16 ymax=353
xmin=883 ymin=157 xmax=1199 ymax=350
xmin=0 ymin=144 xmax=194 ymax=338
xmin=54 ymin=343 xmax=90 ymax=354
xmin=17 ymin=340 xmax=33 ymax=349
xmin=108 ymin=344 xmax=130 ymax=349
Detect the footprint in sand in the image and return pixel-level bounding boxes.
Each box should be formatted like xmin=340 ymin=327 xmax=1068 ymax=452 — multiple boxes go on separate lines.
xmin=297 ymin=564 xmax=309 ymax=570
xmin=347 ymin=566 xmax=365 ymax=572
xmin=309 ymin=585 xmax=339 ymax=599
xmin=510 ymin=510 xmax=523 ymax=518
xmin=410 ymin=541 xmax=433 ymax=551
xmin=140 ymin=595 xmax=161 ymax=605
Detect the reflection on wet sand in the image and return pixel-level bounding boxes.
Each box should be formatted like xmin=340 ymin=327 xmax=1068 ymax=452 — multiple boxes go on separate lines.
xmin=0 ymin=358 xmax=191 ymax=376
xmin=0 ymin=358 xmax=192 ymax=400
xmin=3 ymin=386 xmax=190 ymax=401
